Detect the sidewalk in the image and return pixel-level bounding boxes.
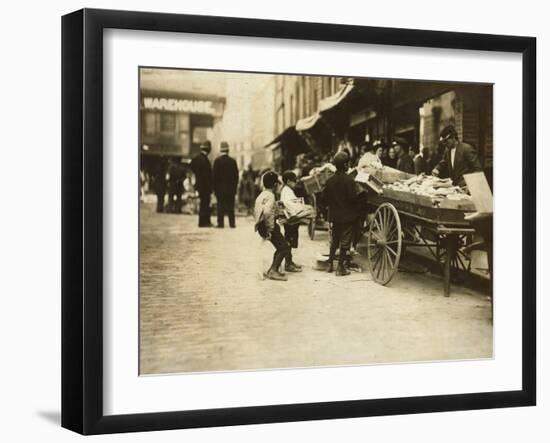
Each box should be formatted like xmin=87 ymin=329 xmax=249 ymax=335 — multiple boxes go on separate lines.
xmin=139 ymin=202 xmax=492 ymax=375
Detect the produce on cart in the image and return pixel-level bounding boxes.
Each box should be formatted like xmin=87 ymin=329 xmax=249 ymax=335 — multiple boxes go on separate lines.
xmin=355 ymin=165 xmax=477 ymax=296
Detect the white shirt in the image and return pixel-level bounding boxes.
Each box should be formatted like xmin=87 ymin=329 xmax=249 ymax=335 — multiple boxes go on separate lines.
xmin=280 ymin=185 xmax=303 ymax=216
xmin=450 ymin=147 xmax=456 ymax=169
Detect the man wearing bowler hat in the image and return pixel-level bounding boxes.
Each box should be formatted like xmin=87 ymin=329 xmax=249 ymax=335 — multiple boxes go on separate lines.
xmin=190 ymin=140 xmax=213 ymax=227
xmin=213 ymin=141 xmax=239 ymax=228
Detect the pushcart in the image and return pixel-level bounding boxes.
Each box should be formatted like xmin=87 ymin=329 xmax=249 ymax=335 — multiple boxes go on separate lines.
xmin=363 ymin=182 xmax=477 ymax=297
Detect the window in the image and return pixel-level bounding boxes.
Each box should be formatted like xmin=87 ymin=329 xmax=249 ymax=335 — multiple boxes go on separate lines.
xmin=160 ymin=113 xmax=176 ymax=133
xmin=143 ymin=112 xmax=156 ymax=136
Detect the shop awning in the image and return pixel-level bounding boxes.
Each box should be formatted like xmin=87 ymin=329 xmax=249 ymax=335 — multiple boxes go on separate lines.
xmin=318 ymin=83 xmax=355 ymax=114
xmin=296 ymin=113 xmax=321 ymax=132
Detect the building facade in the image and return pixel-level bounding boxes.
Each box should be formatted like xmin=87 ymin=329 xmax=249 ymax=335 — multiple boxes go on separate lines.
xmin=139 ymin=68 xmax=227 ymax=186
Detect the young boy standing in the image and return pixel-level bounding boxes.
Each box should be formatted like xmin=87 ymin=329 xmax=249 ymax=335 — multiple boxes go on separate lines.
xmin=323 ymin=152 xmax=359 ymax=276
xmin=280 ymin=171 xmax=303 ymax=273
xmin=254 ymin=171 xmax=291 ymax=281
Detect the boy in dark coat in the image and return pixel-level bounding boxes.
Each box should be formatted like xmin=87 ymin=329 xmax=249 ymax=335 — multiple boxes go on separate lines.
xmin=323 ymin=152 xmax=359 ymax=276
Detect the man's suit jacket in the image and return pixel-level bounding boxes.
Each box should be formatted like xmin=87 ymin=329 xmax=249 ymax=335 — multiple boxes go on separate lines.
xmin=396 ymin=152 xmax=415 ymax=174
xmin=213 ymin=154 xmax=239 ymax=197
xmin=190 ymin=152 xmax=212 ymax=195
xmin=435 ymin=141 xmax=483 ymax=187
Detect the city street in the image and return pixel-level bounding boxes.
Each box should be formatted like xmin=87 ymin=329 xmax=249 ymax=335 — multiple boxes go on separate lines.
xmin=139 ymin=202 xmax=492 ymax=375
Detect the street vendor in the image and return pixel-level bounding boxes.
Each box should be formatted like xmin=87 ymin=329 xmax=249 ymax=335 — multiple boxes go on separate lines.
xmin=432 ymin=125 xmax=483 ymax=188
xmin=323 ymin=151 xmax=359 ymax=276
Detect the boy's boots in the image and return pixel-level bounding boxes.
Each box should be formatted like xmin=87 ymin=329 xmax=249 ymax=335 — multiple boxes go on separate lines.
xmin=335 ymin=249 xmax=351 ymax=276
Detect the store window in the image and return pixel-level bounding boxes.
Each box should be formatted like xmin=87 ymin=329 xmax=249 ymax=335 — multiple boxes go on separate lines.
xmin=143 ymin=112 xmax=156 ymax=136
xmin=160 ymin=113 xmax=176 ymax=133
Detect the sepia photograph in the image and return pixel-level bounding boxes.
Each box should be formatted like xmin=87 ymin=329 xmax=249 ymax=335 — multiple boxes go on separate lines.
xmin=138 ymin=67 xmax=494 ymax=376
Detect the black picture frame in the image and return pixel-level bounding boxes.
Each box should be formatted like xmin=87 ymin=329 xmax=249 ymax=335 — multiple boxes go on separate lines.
xmin=61 ymin=8 xmax=536 ymax=435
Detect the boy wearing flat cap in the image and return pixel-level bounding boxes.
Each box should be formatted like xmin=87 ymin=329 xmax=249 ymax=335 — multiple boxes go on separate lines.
xmin=254 ymin=171 xmax=291 ymax=281
xmin=323 ymin=152 xmax=359 ymax=276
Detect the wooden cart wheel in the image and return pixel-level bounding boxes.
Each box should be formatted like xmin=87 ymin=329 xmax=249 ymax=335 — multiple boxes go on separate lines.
xmin=367 ymin=203 xmax=402 ymax=285
xmin=436 ymin=234 xmax=472 ymax=273
xmin=308 ymin=193 xmax=317 ymax=240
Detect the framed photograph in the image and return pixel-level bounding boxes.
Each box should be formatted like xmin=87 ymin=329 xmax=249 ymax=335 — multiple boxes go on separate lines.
xmin=62 ymin=8 xmax=536 ymax=435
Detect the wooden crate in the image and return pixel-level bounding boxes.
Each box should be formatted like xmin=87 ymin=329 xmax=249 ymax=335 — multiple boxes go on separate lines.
xmin=301 ymin=169 xmax=334 ymax=194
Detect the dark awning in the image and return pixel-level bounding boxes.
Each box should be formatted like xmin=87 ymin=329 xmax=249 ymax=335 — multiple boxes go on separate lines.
xmin=265 ymin=126 xmax=310 ymax=156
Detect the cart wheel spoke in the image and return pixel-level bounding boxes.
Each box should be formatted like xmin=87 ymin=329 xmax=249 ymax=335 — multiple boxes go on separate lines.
xmin=386 ymin=245 xmax=397 ymax=258
xmin=376 ymin=252 xmax=385 ymax=280
xmin=373 ymin=247 xmax=384 ymax=270
xmin=374 ymin=217 xmax=383 ymax=235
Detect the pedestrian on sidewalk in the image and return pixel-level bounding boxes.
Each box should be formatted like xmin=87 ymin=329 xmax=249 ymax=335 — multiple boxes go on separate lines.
xmin=254 ymin=171 xmax=290 ymax=281
xmin=153 ymin=156 xmax=168 ymax=213
xmin=323 ymin=151 xmax=359 ymax=276
xmin=238 ymin=167 xmax=256 ymax=216
xmin=213 ymin=141 xmax=239 ymax=228
xmin=190 ymin=140 xmax=213 ymax=227
xmin=280 ymin=170 xmax=303 ymax=273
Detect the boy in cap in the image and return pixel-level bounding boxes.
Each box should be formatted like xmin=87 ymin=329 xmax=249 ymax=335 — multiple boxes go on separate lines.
xmin=323 ymin=151 xmax=359 ymax=276
xmin=280 ymin=170 xmax=303 ymax=273
xmin=254 ymin=171 xmax=291 ymax=281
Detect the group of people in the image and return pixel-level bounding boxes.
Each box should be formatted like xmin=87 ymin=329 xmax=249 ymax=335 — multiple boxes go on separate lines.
xmin=253 ymin=171 xmax=305 ymax=281
xmin=189 ymin=140 xmax=240 ymax=228
xmin=355 ymin=138 xmax=430 ymax=175
xmin=149 ymin=157 xmax=193 ymax=214
xmin=254 ymin=152 xmax=362 ymax=281
xmin=347 ymin=126 xmax=483 ymax=186
xmin=254 ymin=124 xmax=483 ymax=282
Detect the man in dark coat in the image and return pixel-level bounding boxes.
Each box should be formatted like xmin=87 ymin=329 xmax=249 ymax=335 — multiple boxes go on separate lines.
xmin=213 ymin=141 xmax=239 ymax=228
xmin=190 ymin=140 xmax=213 ymax=227
xmin=432 ymin=125 xmax=483 ymax=188
xmin=323 ymin=151 xmax=359 ymax=276
xmin=393 ymin=138 xmax=415 ymax=174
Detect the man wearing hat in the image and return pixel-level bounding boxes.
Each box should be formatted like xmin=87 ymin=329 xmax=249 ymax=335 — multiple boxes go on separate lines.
xmin=190 ymin=140 xmax=213 ymax=227
xmin=432 ymin=125 xmax=483 ymax=188
xmin=213 ymin=141 xmax=239 ymax=228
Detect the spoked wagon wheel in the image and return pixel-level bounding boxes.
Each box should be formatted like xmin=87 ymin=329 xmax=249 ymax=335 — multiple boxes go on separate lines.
xmin=436 ymin=233 xmax=472 ymax=273
xmin=367 ymin=203 xmax=402 ymax=285
xmin=308 ymin=193 xmax=317 ymax=240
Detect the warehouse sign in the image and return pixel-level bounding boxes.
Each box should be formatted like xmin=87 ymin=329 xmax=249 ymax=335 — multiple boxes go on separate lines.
xmin=142 ymin=97 xmax=217 ymax=115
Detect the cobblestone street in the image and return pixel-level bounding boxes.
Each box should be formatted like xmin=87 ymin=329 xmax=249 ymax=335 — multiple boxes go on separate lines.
xmin=140 ymin=202 xmax=492 ymax=375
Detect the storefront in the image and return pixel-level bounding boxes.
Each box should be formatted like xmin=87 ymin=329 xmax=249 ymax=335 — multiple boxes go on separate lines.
xmin=140 ymin=89 xmax=225 ymax=159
